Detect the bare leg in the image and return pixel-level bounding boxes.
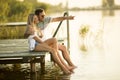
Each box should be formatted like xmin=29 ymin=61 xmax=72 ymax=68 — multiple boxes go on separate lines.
xmin=44 ymin=38 xmax=59 ymax=63
xmin=43 ymin=38 xmax=73 ymax=71
xmin=58 ymin=44 xmax=77 ymax=68
xmin=44 ymin=38 xmax=58 ymax=50
xmin=44 ymin=38 xmax=76 ymax=69
xmin=56 ymin=52 xmax=75 ymax=73
xmin=34 ymin=43 xmax=71 ymax=74
xmin=42 ymin=38 xmax=74 ymax=72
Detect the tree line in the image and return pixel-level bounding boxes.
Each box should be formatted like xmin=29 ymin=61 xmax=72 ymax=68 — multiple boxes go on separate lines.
xmin=0 ymin=0 xmax=65 ymax=39
xmin=0 ymin=0 xmax=65 ymax=23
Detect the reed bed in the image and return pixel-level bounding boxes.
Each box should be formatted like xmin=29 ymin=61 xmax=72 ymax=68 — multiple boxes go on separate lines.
xmin=0 ymin=26 xmax=26 ymax=39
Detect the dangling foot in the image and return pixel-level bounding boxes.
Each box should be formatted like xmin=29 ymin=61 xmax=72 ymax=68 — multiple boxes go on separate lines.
xmin=68 ymin=66 xmax=75 ymax=73
xmin=72 ymin=66 xmax=77 ymax=69
xmin=63 ymin=68 xmax=72 ymax=75
xmin=70 ymin=65 xmax=77 ymax=69
xmin=63 ymin=70 xmax=72 ymax=75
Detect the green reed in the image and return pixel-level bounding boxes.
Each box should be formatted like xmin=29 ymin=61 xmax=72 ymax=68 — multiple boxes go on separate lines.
xmin=79 ymin=24 xmax=90 ymax=51
xmin=0 ymin=26 xmax=26 ymax=39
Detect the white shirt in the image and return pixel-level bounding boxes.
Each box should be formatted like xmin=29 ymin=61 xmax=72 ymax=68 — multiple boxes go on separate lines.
xmin=28 ymin=32 xmax=37 ymax=51
xmin=37 ymin=17 xmax=52 ymax=40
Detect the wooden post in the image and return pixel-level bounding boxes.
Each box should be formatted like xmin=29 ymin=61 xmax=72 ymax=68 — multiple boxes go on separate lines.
xmin=40 ymin=55 xmax=45 ymax=74
xmin=66 ymin=0 xmax=70 ymax=52
xmin=30 ymin=62 xmax=36 ymax=73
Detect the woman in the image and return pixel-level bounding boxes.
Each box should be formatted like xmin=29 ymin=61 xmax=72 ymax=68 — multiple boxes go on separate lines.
xmin=26 ymin=13 xmax=73 ymax=74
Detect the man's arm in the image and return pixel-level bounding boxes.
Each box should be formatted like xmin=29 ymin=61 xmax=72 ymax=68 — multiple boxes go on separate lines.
xmin=51 ymin=16 xmax=74 ymax=22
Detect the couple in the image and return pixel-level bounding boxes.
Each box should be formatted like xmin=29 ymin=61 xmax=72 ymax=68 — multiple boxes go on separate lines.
xmin=24 ymin=8 xmax=76 ymax=74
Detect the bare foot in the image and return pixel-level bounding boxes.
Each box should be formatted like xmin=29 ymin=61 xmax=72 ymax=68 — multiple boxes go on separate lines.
xmin=71 ymin=65 xmax=77 ymax=69
xmin=63 ymin=68 xmax=72 ymax=75
xmin=63 ymin=70 xmax=72 ymax=75
xmin=68 ymin=66 xmax=75 ymax=73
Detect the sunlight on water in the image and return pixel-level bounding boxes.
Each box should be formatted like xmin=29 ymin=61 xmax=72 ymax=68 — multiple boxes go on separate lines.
xmin=39 ymin=10 xmax=119 ymax=80
xmin=68 ymin=10 xmax=120 ymax=80
xmin=42 ymin=10 xmax=120 ymax=80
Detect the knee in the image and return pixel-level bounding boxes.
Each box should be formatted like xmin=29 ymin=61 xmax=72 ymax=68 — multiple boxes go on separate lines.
xmin=61 ymin=45 xmax=67 ymax=50
xmin=52 ymin=37 xmax=57 ymax=41
xmin=59 ymin=45 xmax=67 ymax=51
xmin=62 ymin=45 xmax=66 ymax=48
xmin=50 ymin=48 xmax=56 ymax=54
xmin=52 ymin=38 xmax=57 ymax=43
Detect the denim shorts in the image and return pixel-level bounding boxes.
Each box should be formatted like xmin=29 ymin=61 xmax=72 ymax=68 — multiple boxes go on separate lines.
xmin=35 ymin=42 xmax=39 ymax=46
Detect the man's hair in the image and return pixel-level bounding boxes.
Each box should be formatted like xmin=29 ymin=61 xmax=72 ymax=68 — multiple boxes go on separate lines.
xmin=35 ymin=8 xmax=44 ymax=16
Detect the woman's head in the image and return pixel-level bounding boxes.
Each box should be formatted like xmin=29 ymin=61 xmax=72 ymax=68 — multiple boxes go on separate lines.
xmin=27 ymin=13 xmax=39 ymax=25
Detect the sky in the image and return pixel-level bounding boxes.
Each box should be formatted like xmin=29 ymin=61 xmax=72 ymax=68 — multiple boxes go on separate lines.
xmin=38 ymin=0 xmax=120 ymax=8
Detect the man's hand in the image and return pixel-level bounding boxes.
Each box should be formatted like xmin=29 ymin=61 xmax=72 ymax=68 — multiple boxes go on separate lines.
xmin=52 ymin=16 xmax=75 ymax=22
xmin=66 ymin=16 xmax=75 ymax=20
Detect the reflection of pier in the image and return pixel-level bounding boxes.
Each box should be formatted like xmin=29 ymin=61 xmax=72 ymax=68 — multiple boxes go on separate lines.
xmin=102 ymin=0 xmax=114 ymax=8
xmin=102 ymin=0 xmax=115 ymax=16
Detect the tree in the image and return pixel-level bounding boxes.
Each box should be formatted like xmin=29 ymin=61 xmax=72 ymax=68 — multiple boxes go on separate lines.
xmin=0 ymin=0 xmax=10 ymax=23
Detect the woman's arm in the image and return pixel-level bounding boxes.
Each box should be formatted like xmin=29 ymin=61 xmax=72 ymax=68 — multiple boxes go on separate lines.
xmin=33 ymin=36 xmax=43 ymax=43
xmin=27 ymin=26 xmax=35 ymax=35
xmin=37 ymin=28 xmax=43 ymax=38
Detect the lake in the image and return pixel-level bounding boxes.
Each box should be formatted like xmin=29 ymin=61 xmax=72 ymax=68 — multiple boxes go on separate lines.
xmin=46 ymin=10 xmax=120 ymax=80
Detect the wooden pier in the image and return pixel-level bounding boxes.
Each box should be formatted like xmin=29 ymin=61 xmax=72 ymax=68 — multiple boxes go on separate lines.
xmin=0 ymin=39 xmax=48 ymax=74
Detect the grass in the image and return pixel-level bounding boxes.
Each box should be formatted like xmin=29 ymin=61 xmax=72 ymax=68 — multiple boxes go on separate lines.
xmin=0 ymin=26 xmax=26 ymax=39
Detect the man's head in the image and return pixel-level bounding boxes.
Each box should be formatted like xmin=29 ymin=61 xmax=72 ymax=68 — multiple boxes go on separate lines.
xmin=35 ymin=8 xmax=46 ymax=22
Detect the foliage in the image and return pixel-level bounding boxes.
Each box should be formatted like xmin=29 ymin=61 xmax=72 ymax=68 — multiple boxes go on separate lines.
xmin=0 ymin=0 xmax=10 ymax=23
xmin=0 ymin=26 xmax=26 ymax=39
xmin=0 ymin=0 xmax=66 ymax=39
xmin=8 ymin=0 xmax=33 ymax=22
xmin=0 ymin=0 xmax=33 ymax=23
xmin=79 ymin=24 xmax=90 ymax=52
xmin=79 ymin=24 xmax=90 ymax=38
xmin=80 ymin=44 xmax=87 ymax=51
xmin=0 ymin=0 xmax=65 ymax=23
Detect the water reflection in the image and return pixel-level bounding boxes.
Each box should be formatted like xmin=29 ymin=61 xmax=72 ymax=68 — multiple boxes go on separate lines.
xmin=102 ymin=10 xmax=115 ymax=16
xmin=30 ymin=73 xmax=37 ymax=80
xmin=68 ymin=10 xmax=120 ymax=80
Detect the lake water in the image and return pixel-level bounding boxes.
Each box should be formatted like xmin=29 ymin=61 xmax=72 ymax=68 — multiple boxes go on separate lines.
xmin=0 ymin=10 xmax=120 ymax=80
xmin=46 ymin=10 xmax=120 ymax=80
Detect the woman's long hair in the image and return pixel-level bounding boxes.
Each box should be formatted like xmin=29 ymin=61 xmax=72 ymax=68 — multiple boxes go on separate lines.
xmin=27 ymin=13 xmax=35 ymax=26
xmin=24 ymin=13 xmax=35 ymax=38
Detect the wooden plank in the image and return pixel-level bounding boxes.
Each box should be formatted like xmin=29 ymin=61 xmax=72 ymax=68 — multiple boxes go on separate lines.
xmin=0 ymin=57 xmax=46 ymax=74
xmin=0 ymin=51 xmax=48 ymax=58
xmin=0 ymin=22 xmax=27 ymax=27
xmin=0 ymin=58 xmax=42 ymax=64
xmin=0 ymin=39 xmax=48 ymax=57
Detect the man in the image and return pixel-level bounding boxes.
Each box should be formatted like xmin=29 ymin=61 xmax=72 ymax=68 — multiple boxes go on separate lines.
xmin=35 ymin=8 xmax=76 ymax=69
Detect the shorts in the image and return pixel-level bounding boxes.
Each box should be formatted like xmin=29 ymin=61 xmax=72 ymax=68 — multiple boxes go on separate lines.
xmin=35 ymin=42 xmax=39 ymax=46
